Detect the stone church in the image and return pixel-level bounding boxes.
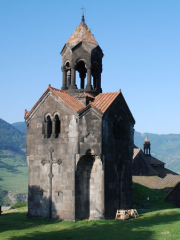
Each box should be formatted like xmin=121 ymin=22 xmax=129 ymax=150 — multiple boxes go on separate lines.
xmin=24 ymin=16 xmax=135 ymax=220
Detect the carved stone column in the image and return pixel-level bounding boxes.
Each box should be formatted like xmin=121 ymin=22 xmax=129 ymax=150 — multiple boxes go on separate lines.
xmin=67 ymin=70 xmax=71 ymax=88
xmin=85 ymin=67 xmax=92 ymax=91
xmin=69 ymin=66 xmax=77 ymax=89
xmin=61 ymin=67 xmax=67 ymax=90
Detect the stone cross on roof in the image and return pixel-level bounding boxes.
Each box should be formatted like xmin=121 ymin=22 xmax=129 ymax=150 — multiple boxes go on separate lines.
xmin=81 ymin=6 xmax=86 ymax=22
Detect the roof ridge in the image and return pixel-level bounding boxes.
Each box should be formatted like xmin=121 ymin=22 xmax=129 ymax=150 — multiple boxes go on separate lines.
xmin=66 ymin=20 xmax=98 ymax=48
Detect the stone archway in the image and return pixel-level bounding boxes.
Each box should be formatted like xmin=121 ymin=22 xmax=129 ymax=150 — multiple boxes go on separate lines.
xmin=75 ymin=150 xmax=103 ymax=220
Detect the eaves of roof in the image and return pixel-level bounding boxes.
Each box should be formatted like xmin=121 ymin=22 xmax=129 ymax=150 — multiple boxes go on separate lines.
xmin=25 ymin=86 xmax=134 ymax=123
xmin=24 ymin=85 xmax=86 ymax=120
xmin=146 ymin=155 xmax=165 ymax=165
xmin=133 ymin=148 xmax=141 ymax=160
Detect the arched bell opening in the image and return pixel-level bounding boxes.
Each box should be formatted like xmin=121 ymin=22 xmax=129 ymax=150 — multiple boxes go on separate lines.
xmin=75 ymin=60 xmax=87 ymax=89
xmin=92 ymin=61 xmax=98 ymax=90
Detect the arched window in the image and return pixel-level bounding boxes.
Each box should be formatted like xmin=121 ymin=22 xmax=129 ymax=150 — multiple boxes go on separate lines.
xmin=54 ymin=114 xmax=61 ymax=138
xmin=46 ymin=115 xmax=52 ymax=138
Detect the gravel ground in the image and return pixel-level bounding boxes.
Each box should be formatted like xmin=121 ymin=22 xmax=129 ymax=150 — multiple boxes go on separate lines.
xmin=1 ymin=206 xmax=11 ymax=211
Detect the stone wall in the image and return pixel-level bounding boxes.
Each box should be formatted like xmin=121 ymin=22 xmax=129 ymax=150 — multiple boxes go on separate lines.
xmin=26 ymin=92 xmax=78 ymax=220
xmin=132 ymin=151 xmax=149 ymax=175
xmin=75 ymin=109 xmax=104 ymax=220
xmin=102 ymin=95 xmax=134 ymax=218
xmin=165 ymin=182 xmax=180 ymax=207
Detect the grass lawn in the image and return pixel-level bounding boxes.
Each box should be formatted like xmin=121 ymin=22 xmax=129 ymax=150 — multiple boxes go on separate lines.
xmin=1 ymin=207 xmax=180 ymax=240
xmin=0 ymin=150 xmax=28 ymax=194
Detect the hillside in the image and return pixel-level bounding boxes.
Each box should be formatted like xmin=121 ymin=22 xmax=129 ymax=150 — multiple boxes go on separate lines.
xmin=12 ymin=122 xmax=26 ymax=134
xmin=1 ymin=119 xmax=180 ymax=205
xmin=0 ymin=118 xmax=26 ymax=152
xmin=0 ymin=119 xmax=28 ymax=204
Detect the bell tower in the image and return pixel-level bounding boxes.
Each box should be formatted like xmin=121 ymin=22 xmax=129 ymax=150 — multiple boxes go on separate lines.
xmin=60 ymin=16 xmax=104 ymax=96
xmin=144 ymin=136 xmax=151 ymax=155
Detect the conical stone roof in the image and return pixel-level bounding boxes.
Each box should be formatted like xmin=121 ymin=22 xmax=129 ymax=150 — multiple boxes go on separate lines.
xmin=66 ymin=16 xmax=98 ymax=48
xmin=145 ymin=136 xmax=150 ymax=142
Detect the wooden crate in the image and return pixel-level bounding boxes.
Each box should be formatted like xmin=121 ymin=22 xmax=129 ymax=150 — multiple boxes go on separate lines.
xmin=128 ymin=209 xmax=139 ymax=218
xmin=115 ymin=209 xmax=139 ymax=220
xmin=115 ymin=210 xmax=130 ymax=220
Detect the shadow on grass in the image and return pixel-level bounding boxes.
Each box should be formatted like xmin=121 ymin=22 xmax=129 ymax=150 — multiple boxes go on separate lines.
xmin=1 ymin=209 xmax=180 ymax=240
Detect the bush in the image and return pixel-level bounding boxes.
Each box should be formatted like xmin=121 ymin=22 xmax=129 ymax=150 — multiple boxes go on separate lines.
xmin=12 ymin=201 xmax=27 ymax=209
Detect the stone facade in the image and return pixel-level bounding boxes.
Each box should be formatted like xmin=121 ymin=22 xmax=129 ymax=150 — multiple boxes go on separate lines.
xmin=25 ymin=16 xmax=135 ymax=220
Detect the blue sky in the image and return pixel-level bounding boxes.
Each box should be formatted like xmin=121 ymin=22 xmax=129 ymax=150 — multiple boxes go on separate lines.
xmin=0 ymin=0 xmax=180 ymax=134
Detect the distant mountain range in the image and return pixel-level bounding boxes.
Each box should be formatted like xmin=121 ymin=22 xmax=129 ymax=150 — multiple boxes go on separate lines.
xmin=0 ymin=118 xmax=180 ymax=173
xmin=12 ymin=122 xmax=26 ymax=135
xmin=0 ymin=119 xmax=26 ymax=153
xmin=0 ymin=118 xmax=180 ymax=205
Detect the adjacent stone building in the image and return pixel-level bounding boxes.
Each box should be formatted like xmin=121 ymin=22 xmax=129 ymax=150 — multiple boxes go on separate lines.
xmin=133 ymin=136 xmax=177 ymax=178
xmin=24 ymin=16 xmax=135 ymax=220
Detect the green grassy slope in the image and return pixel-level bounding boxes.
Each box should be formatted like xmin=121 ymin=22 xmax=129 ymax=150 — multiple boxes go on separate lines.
xmin=1 ymin=168 xmax=177 ymax=240
xmin=0 ymin=202 xmax=178 ymax=240
xmin=0 ymin=150 xmax=28 ymax=193
xmin=132 ymin=182 xmax=172 ymax=210
xmin=0 ymin=119 xmax=28 ymax=205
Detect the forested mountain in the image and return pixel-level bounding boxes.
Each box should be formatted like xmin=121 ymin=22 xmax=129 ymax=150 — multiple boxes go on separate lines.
xmin=0 ymin=118 xmax=180 ymax=205
xmin=1 ymin=119 xmax=180 ymax=173
xmin=12 ymin=122 xmax=26 ymax=134
xmin=0 ymin=119 xmax=26 ymax=152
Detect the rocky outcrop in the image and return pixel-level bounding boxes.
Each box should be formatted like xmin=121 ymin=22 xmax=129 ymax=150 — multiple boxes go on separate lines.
xmin=8 ymin=192 xmax=28 ymax=204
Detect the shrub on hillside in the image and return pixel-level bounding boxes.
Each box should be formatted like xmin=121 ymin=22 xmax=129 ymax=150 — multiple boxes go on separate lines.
xmin=12 ymin=201 xmax=27 ymax=209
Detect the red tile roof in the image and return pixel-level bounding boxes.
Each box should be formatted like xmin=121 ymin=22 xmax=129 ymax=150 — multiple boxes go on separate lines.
xmin=91 ymin=91 xmax=121 ymax=113
xmin=50 ymin=86 xmax=85 ymax=112
xmin=133 ymin=148 xmax=141 ymax=159
xmin=24 ymin=85 xmax=85 ymax=119
xmin=66 ymin=20 xmax=98 ymax=48
xmin=155 ymin=174 xmax=180 ymax=189
xmin=25 ymin=86 xmax=134 ymax=122
xmin=133 ymin=176 xmax=162 ymax=189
